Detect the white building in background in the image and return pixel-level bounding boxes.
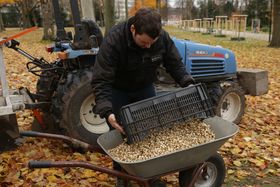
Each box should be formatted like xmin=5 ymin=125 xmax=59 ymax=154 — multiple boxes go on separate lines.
xmin=115 ymin=0 xmax=135 ymax=21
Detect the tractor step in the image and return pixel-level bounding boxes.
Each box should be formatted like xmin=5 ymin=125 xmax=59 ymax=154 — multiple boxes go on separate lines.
xmin=237 ymin=68 xmax=268 ymax=96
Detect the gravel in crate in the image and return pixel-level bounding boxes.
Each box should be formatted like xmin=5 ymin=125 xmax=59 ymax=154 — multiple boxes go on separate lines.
xmin=120 ymin=84 xmax=214 ymax=143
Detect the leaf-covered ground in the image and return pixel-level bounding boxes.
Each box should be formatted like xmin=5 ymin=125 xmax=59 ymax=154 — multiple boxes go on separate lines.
xmin=0 ymin=27 xmax=279 ymax=186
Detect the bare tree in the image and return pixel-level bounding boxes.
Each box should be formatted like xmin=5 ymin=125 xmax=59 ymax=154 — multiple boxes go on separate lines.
xmin=93 ymin=0 xmax=105 ymax=26
xmin=81 ymin=0 xmax=96 ymax=21
xmin=156 ymin=0 xmax=161 ymax=12
xmin=15 ymin=0 xmax=39 ymax=29
xmin=269 ymin=0 xmax=280 ymax=47
xmin=162 ymin=0 xmax=168 ymax=22
xmin=205 ymin=0 xmax=208 ymax=17
xmin=40 ymin=0 xmax=55 ymax=40
xmin=125 ymin=0 xmax=128 ymax=19
xmin=104 ymin=0 xmax=115 ymax=35
xmin=0 ymin=12 xmax=5 ymax=32
xmin=243 ymin=0 xmax=249 ymax=8
xmin=181 ymin=0 xmax=194 ymax=20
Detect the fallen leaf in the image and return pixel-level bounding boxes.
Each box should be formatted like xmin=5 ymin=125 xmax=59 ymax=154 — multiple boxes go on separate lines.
xmin=233 ymin=160 xmax=242 ymax=167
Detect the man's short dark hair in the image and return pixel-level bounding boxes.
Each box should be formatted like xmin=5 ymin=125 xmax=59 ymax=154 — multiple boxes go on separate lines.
xmin=133 ymin=8 xmax=162 ymax=39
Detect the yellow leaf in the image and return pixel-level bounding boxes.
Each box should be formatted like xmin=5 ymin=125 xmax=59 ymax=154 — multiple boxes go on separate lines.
xmin=62 ymin=174 xmax=72 ymax=179
xmin=252 ymin=158 xmax=264 ymax=166
xmin=236 ymin=170 xmax=249 ymax=179
xmin=255 ymin=118 xmax=264 ymax=125
xmin=243 ymin=137 xmax=252 ymax=142
xmin=223 ymin=142 xmax=231 ymax=148
xmin=257 ymin=172 xmax=265 ymax=178
xmin=96 ymin=173 xmax=108 ymax=181
xmin=265 ymin=169 xmax=276 ymax=174
xmin=164 ymin=175 xmax=177 ymax=182
xmin=230 ymin=147 xmax=241 ymax=154
xmin=88 ymin=178 xmax=98 ymax=183
xmin=73 ymin=152 xmax=86 ymax=161
xmin=0 ymin=165 xmax=4 ymax=172
xmin=89 ymin=153 xmax=101 ymax=165
xmin=20 ymin=167 xmax=29 ymax=176
xmin=233 ymin=160 xmax=242 ymax=167
xmin=81 ymin=169 xmax=97 ymax=179
xmin=227 ymin=169 xmax=235 ymax=175
xmin=47 ymin=175 xmax=57 ymax=182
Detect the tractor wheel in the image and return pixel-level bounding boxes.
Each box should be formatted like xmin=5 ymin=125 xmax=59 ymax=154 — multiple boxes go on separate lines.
xmin=208 ymin=82 xmax=245 ymax=124
xmin=35 ymin=71 xmax=58 ymax=111
xmin=51 ymin=68 xmax=109 ymax=145
xmin=179 ymin=153 xmax=226 ymax=187
xmin=31 ymin=71 xmax=60 ymax=133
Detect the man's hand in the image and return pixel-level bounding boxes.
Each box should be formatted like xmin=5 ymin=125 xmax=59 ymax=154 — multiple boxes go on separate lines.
xmin=180 ymin=75 xmax=195 ymax=87
xmin=108 ymin=114 xmax=125 ymax=134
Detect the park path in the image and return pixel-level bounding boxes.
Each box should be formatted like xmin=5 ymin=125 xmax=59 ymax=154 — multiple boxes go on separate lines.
xmin=174 ymin=25 xmax=270 ymax=41
xmin=222 ymin=29 xmax=269 ymax=41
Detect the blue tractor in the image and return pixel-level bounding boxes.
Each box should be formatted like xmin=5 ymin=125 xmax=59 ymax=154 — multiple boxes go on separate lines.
xmin=4 ymin=0 xmax=246 ymax=147
xmin=157 ymin=38 xmax=245 ymax=124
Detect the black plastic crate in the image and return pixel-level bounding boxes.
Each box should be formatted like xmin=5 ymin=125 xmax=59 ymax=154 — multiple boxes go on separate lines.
xmin=119 ymin=84 xmax=214 ymax=143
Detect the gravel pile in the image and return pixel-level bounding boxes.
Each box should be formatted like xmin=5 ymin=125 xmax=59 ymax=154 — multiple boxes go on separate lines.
xmin=108 ymin=119 xmax=215 ymax=162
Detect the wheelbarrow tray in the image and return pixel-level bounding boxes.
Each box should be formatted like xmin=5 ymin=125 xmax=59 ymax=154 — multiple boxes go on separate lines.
xmin=97 ymin=116 xmax=238 ymax=178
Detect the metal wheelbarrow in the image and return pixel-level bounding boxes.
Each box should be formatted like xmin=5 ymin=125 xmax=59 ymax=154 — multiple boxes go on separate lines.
xmin=26 ymin=116 xmax=238 ymax=187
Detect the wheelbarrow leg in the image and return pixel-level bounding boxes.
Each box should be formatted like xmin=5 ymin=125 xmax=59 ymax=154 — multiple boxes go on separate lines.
xmin=188 ymin=162 xmax=207 ymax=187
xmin=120 ymin=176 xmax=150 ymax=187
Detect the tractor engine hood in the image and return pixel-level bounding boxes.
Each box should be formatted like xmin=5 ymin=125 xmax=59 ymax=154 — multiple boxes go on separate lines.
xmin=172 ymin=37 xmax=237 ymax=80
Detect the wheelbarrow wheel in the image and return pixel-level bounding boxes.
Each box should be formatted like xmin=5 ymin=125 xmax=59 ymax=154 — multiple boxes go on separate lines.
xmin=179 ymin=153 xmax=225 ymax=187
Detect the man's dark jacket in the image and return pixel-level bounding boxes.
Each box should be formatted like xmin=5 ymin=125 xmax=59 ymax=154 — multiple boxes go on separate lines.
xmin=91 ymin=17 xmax=193 ymax=119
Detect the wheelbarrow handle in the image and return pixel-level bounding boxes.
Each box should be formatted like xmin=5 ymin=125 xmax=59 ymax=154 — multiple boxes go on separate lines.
xmin=20 ymin=131 xmax=105 ymax=154
xmin=28 ymin=160 xmax=150 ymax=185
xmin=29 ymin=160 xmax=52 ymax=168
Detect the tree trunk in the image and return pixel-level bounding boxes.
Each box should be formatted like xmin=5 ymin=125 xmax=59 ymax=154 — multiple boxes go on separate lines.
xmin=16 ymin=0 xmax=36 ymax=29
xmin=269 ymin=0 xmax=280 ymax=47
xmin=163 ymin=0 xmax=168 ymax=22
xmin=41 ymin=0 xmax=55 ymax=40
xmin=0 ymin=12 xmax=5 ymax=32
xmin=185 ymin=0 xmax=194 ymax=20
xmin=81 ymin=0 xmax=96 ymax=21
xmin=22 ymin=1 xmax=32 ymax=28
xmin=104 ymin=0 xmax=115 ymax=36
xmin=156 ymin=0 xmax=161 ymax=12
xmin=97 ymin=0 xmax=105 ymax=27
xmin=22 ymin=9 xmax=32 ymax=28
xmin=125 ymin=0 xmax=128 ymax=19
xmin=205 ymin=0 xmax=208 ymax=17
xmin=234 ymin=0 xmax=239 ymax=11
